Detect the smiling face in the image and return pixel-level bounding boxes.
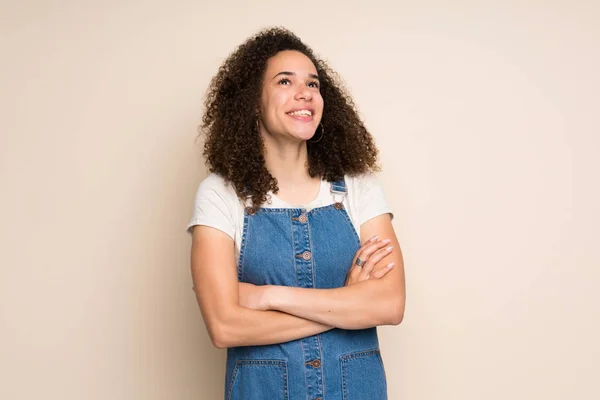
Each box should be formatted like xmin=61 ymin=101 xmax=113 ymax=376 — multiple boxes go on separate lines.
xmin=258 ymin=50 xmax=324 ymax=142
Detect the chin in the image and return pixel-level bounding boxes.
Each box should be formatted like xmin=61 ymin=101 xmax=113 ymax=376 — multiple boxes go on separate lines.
xmin=299 ymin=133 xmax=317 ymax=142
xmin=283 ymin=125 xmax=319 ymax=141
xmin=297 ymin=128 xmax=319 ymax=141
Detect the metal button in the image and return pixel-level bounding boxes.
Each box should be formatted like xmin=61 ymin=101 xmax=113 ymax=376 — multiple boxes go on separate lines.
xmin=298 ymin=214 xmax=308 ymax=223
xmin=245 ymin=206 xmax=256 ymax=215
xmin=334 ymin=202 xmax=344 ymax=210
xmin=301 ymin=251 xmax=312 ymax=260
xmin=311 ymin=359 xmax=321 ymax=368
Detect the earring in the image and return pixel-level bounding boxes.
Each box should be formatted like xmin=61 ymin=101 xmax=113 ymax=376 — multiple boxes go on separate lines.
xmin=309 ymin=123 xmax=324 ymax=143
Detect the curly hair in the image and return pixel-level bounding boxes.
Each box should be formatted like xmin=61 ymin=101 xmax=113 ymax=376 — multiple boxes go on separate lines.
xmin=200 ymin=27 xmax=380 ymax=207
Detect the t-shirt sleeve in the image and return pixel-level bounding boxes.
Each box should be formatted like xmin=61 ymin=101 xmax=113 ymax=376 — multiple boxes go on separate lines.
xmin=356 ymin=173 xmax=394 ymax=226
xmin=186 ymin=175 xmax=237 ymax=239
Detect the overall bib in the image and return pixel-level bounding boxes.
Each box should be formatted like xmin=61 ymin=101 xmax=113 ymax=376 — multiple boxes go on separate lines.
xmin=225 ymin=180 xmax=388 ymax=400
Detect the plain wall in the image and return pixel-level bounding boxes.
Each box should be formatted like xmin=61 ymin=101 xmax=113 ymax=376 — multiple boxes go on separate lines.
xmin=1 ymin=1 xmax=599 ymax=399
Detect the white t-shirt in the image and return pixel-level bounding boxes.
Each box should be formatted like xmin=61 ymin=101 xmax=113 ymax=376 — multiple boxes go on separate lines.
xmin=187 ymin=173 xmax=393 ymax=261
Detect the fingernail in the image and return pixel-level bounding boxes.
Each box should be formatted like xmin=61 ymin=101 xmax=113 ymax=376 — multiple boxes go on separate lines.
xmin=386 ymin=246 xmax=393 ymax=251
xmin=369 ymin=235 xmax=378 ymax=242
xmin=387 ymin=262 xmax=395 ymax=269
xmin=381 ymin=239 xmax=392 ymax=244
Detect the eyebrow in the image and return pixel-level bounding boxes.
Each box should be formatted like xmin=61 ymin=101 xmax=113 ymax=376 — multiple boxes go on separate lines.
xmin=272 ymin=71 xmax=320 ymax=81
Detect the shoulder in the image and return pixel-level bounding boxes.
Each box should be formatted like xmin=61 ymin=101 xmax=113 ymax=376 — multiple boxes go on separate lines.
xmin=198 ymin=173 xmax=233 ymax=193
xmin=192 ymin=173 xmax=244 ymax=214
xmin=345 ymin=172 xmax=393 ymax=224
xmin=195 ymin=173 xmax=239 ymax=201
xmin=188 ymin=173 xmax=243 ymax=237
xmin=345 ymin=172 xmax=385 ymax=194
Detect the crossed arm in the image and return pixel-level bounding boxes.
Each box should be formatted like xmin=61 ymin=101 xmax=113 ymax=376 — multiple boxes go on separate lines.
xmin=190 ymin=213 xmax=405 ymax=349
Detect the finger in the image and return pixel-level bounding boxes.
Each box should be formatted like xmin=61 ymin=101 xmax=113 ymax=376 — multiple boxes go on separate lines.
xmin=354 ymin=241 xmax=390 ymax=280
xmin=349 ymin=237 xmax=392 ymax=285
xmin=370 ymin=262 xmax=395 ymax=279
xmin=352 ymin=235 xmax=379 ymax=263
xmin=359 ymin=245 xmax=393 ymax=279
xmin=347 ymin=260 xmax=362 ymax=283
xmin=355 ymin=238 xmax=391 ymax=264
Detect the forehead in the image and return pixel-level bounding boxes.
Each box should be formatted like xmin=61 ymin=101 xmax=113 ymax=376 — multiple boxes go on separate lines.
xmin=265 ymin=50 xmax=318 ymax=76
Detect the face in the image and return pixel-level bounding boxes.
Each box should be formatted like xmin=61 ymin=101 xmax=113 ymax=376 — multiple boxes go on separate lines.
xmin=258 ymin=50 xmax=324 ymax=142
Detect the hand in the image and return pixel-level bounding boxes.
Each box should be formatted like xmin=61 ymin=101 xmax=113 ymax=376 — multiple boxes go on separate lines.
xmin=345 ymin=235 xmax=395 ymax=286
xmin=238 ymin=282 xmax=270 ymax=310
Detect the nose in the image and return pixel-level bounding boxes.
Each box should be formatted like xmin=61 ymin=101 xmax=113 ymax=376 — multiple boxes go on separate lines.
xmin=294 ymin=83 xmax=312 ymax=101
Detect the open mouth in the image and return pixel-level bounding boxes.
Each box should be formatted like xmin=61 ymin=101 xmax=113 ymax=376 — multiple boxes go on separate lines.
xmin=287 ymin=109 xmax=313 ymax=117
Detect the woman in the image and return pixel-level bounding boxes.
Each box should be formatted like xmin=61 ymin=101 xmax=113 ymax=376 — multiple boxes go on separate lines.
xmin=188 ymin=27 xmax=405 ymax=400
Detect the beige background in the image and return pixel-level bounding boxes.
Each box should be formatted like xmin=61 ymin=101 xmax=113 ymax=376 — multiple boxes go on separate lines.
xmin=1 ymin=1 xmax=599 ymax=399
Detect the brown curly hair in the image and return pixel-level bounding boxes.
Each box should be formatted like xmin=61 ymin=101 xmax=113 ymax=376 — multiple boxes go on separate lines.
xmin=200 ymin=27 xmax=380 ymax=207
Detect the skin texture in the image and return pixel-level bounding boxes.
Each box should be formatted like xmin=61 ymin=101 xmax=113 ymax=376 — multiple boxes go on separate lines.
xmin=259 ymin=50 xmax=324 ymax=144
xmin=191 ymin=28 xmax=406 ymax=348
xmin=192 ymin=228 xmax=399 ymax=348
xmin=236 ymin=214 xmax=404 ymax=331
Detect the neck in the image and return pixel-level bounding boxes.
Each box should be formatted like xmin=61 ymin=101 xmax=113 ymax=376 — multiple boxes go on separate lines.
xmin=261 ymin=133 xmax=323 ymax=204
xmin=262 ymin=133 xmax=311 ymax=184
xmin=260 ymin=131 xmax=322 ymax=205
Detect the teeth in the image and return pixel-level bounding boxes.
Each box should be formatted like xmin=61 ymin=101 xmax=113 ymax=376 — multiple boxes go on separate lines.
xmin=288 ymin=110 xmax=312 ymax=116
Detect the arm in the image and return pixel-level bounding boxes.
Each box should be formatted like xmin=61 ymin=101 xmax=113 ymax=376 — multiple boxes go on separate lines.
xmin=190 ymin=225 xmax=333 ymax=348
xmin=263 ymin=214 xmax=406 ymax=330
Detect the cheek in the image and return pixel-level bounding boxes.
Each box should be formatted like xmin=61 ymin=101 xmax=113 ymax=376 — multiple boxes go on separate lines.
xmin=263 ymin=90 xmax=287 ymax=113
xmin=315 ymin=94 xmax=324 ymax=112
xmin=273 ymin=91 xmax=289 ymax=108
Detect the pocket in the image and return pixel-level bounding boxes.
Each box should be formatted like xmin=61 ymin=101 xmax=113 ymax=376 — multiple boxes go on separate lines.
xmin=340 ymin=349 xmax=387 ymax=400
xmin=227 ymin=360 xmax=288 ymax=400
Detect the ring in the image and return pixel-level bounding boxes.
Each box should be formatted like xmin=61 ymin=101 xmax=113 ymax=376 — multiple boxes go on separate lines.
xmin=355 ymin=258 xmax=365 ymax=267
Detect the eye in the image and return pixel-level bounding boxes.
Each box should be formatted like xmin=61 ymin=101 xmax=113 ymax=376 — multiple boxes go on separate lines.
xmin=308 ymin=81 xmax=320 ymax=89
xmin=278 ymin=78 xmax=291 ymax=85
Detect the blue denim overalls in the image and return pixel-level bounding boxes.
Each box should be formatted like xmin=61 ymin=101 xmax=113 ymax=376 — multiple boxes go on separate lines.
xmin=225 ymin=179 xmax=387 ymax=400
